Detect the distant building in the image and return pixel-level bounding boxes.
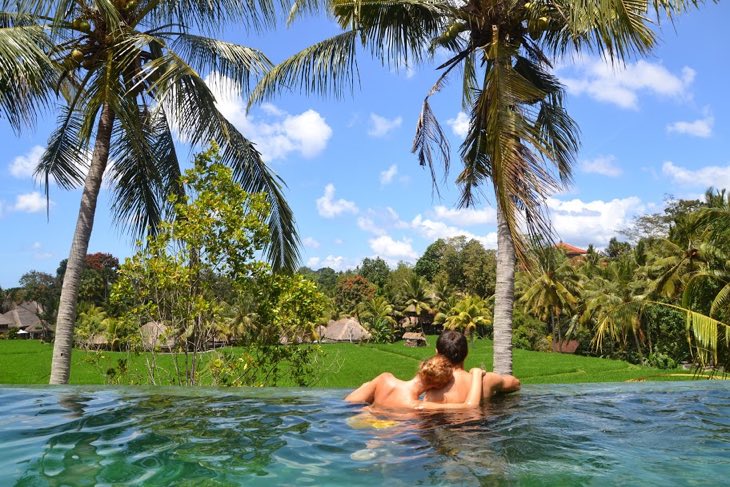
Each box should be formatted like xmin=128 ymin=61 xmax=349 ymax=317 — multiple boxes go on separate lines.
xmin=555 ymin=241 xmax=588 ymax=258
xmin=0 ymin=301 xmax=47 ymax=339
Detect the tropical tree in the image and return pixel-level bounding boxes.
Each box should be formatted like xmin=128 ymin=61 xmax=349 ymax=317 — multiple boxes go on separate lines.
xmin=579 ymin=254 xmax=646 ymax=356
xmin=251 ymin=0 xmax=700 ymax=374
xmin=1 ymin=0 xmax=299 ymax=383
xmin=358 ymin=295 xmax=397 ymax=342
xmin=436 ymin=294 xmax=491 ymax=338
xmin=519 ymin=243 xmax=580 ymax=344
xmin=399 ymin=274 xmax=433 ymax=330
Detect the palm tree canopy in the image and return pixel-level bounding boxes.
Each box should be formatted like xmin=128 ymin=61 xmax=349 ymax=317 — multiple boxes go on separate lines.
xmin=251 ymin=0 xmax=703 ymax=261
xmin=1 ymin=0 xmax=299 ymax=270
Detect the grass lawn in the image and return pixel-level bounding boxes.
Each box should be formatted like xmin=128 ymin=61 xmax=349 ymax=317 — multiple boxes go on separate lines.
xmin=0 ymin=337 xmax=704 ymax=387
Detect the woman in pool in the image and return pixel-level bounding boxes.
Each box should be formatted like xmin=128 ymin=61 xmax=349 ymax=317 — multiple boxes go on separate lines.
xmin=345 ymin=354 xmax=484 ymax=410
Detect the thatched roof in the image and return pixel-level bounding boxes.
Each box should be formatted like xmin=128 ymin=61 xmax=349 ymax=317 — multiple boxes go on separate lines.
xmin=82 ymin=333 xmax=109 ymax=348
xmin=403 ymin=332 xmax=426 ymax=341
xmin=1 ymin=302 xmax=42 ymax=330
xmin=140 ymin=321 xmax=175 ymax=350
xmin=320 ymin=317 xmax=371 ymax=342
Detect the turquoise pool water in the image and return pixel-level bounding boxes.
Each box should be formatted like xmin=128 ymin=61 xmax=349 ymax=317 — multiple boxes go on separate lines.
xmin=1 ymin=382 xmax=729 ymax=486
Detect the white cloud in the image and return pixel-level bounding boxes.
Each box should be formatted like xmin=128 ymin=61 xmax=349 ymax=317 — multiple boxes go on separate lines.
xmin=206 ymin=74 xmax=332 ymax=161
xmin=369 ymin=235 xmax=418 ymax=260
xmin=357 ymin=216 xmax=387 ymax=236
xmin=411 ymin=215 xmax=498 ymax=249
xmin=547 ymin=196 xmax=644 ymax=247
xmin=580 ymin=155 xmax=622 ymax=177
xmin=667 ymin=114 xmax=714 ymax=138
xmin=14 ymin=192 xmax=47 ymax=213
xmin=432 ymin=205 xmax=496 ymax=226
xmin=368 ymin=113 xmax=402 ymax=137
xmin=380 ymin=164 xmax=398 ymax=185
xmin=9 ymin=145 xmax=44 ymax=179
xmin=386 ymin=207 xmax=410 ymax=229
xmin=559 ymin=57 xmax=695 ymax=110
xmin=302 ymin=237 xmax=320 ymax=249
xmin=662 ymin=161 xmax=730 ymax=189
xmin=447 ymin=111 xmax=470 ymax=138
xmin=306 ymin=255 xmax=351 ymax=271
xmin=316 ymin=184 xmax=358 ymax=218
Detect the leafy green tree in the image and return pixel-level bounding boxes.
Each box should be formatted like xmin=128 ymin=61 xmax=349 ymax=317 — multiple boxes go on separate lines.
xmin=357 ymin=257 xmax=390 ymax=291
xmin=113 ymin=146 xmax=320 ymax=386
xmin=335 ymin=274 xmax=376 ymax=315
xmin=251 ymin=0 xmax=699 ymax=374
xmin=1 ymin=0 xmax=299 ymax=384
xmin=415 ymin=239 xmax=448 ymax=282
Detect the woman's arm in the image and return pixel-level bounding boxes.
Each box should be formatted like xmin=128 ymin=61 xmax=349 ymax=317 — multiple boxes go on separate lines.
xmin=416 ymin=368 xmax=484 ymax=410
xmin=345 ymin=373 xmax=387 ymax=403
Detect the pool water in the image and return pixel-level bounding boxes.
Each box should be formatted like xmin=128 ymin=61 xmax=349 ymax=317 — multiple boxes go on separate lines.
xmin=1 ymin=382 xmax=729 ymax=486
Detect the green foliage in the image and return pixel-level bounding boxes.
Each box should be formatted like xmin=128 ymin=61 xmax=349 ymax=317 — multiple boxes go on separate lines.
xmin=511 ymin=307 xmax=549 ymax=352
xmin=357 ymin=257 xmax=390 ymax=290
xmin=436 ymin=295 xmax=491 ymax=338
xmin=358 ymin=296 xmax=398 ymax=343
xmin=335 ymin=274 xmax=376 ymax=315
xmin=111 ymin=145 xmax=322 ymax=386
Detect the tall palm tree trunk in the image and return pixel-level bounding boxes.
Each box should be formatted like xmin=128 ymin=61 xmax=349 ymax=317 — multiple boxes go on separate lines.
xmin=493 ymin=205 xmax=515 ymax=375
xmin=50 ymin=104 xmax=114 ymax=384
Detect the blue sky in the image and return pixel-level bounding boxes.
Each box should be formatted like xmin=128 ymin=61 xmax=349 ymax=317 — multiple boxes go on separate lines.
xmin=2 ymin=2 xmax=729 ymax=288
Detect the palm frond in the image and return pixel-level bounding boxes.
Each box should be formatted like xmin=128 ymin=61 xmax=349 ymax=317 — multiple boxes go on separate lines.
xmin=0 ymin=21 xmax=57 ymax=131
xmin=249 ymin=29 xmax=360 ymax=107
xmin=35 ymin=106 xmax=89 ymax=193
xmin=172 ymin=34 xmax=272 ymax=92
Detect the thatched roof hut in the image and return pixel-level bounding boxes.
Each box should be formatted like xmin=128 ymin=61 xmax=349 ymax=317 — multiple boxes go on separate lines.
xmin=403 ymin=332 xmax=427 ymax=347
xmin=2 ymin=302 xmax=42 ymax=330
xmin=320 ymin=317 xmax=371 ymax=343
xmin=140 ymin=321 xmax=175 ymax=351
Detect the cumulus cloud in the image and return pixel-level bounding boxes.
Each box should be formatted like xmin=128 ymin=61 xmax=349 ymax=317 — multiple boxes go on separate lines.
xmin=369 ymin=235 xmax=418 ymax=260
xmin=14 ymin=192 xmax=47 ymax=213
xmin=559 ymin=57 xmax=695 ymax=110
xmin=206 ymin=74 xmax=332 ymax=161
xmin=667 ymin=113 xmax=714 ymax=138
xmin=411 ymin=214 xmax=498 ymax=249
xmin=432 ymin=205 xmax=496 ymax=226
xmin=316 ymin=184 xmax=358 ymax=218
xmin=447 ymin=111 xmax=470 ymax=138
xmin=547 ymin=196 xmax=644 ymax=247
xmin=302 ymin=237 xmax=320 ymax=249
xmin=9 ymin=145 xmax=44 ymax=179
xmin=580 ymin=155 xmax=622 ymax=177
xmin=662 ymin=161 xmax=730 ymax=189
xmin=357 ymin=216 xmax=387 ymax=236
xmin=368 ymin=113 xmax=402 ymax=137
xmin=380 ymin=164 xmax=398 ymax=185
xmin=305 ymin=255 xmax=352 ymax=271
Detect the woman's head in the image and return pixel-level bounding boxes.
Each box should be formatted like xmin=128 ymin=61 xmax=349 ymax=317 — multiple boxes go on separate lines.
xmin=418 ymin=354 xmax=453 ymax=390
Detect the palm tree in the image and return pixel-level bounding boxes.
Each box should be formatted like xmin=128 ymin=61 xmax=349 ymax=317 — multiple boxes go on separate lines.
xmin=435 ymin=294 xmax=491 ymax=338
xmin=519 ymin=243 xmax=580 ymax=345
xmin=1 ymin=0 xmax=299 ymax=384
xmin=400 ymin=274 xmax=433 ymax=331
xmin=358 ymin=295 xmax=397 ymax=342
xmin=250 ymin=0 xmax=699 ymax=374
xmin=579 ymin=254 xmax=646 ymax=356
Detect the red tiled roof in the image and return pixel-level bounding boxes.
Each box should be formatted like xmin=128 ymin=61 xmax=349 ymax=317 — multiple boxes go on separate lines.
xmin=555 ymin=242 xmax=587 ymax=255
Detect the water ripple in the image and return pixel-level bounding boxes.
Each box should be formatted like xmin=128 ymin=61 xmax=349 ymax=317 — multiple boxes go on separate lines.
xmin=1 ymin=382 xmax=729 ymax=485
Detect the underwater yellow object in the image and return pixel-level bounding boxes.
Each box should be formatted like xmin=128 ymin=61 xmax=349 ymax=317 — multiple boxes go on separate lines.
xmin=347 ymin=413 xmax=399 ymax=430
